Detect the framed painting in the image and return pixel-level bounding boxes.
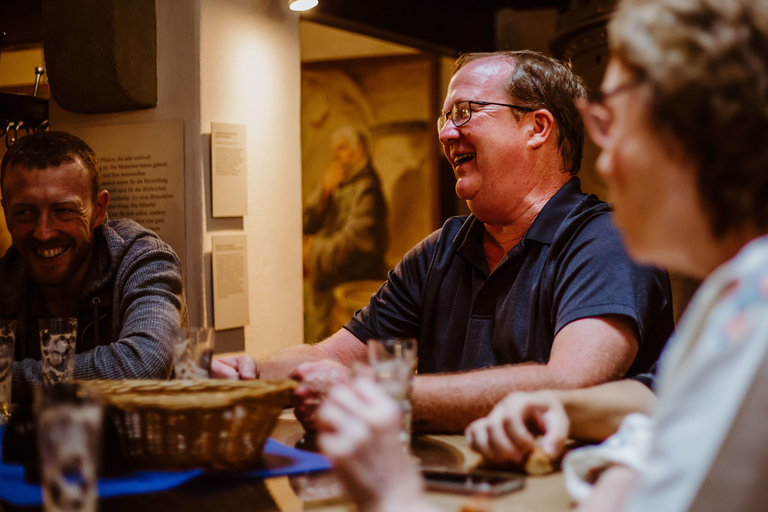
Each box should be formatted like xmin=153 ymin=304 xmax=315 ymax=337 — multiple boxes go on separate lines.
xmin=300 ymin=54 xmax=441 ymax=342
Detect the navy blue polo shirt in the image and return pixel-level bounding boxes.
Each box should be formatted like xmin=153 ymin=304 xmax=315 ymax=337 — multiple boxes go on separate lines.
xmin=632 ymin=362 xmax=658 ymax=390
xmin=344 ymin=178 xmax=674 ymax=378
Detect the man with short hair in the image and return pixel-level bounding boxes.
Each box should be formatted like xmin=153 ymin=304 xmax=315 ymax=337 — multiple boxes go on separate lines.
xmin=316 ymin=2 xmax=768 ymax=510
xmin=0 ymin=131 xmax=187 ymax=400
xmin=215 ymin=50 xmax=674 ymax=433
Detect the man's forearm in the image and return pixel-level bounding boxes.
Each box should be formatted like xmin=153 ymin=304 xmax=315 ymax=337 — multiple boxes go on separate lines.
xmin=257 ymin=328 xmax=369 ymax=380
xmin=556 ymin=379 xmax=656 ymax=442
xmin=411 ymin=363 xmax=575 ymax=433
xmin=410 ymin=316 xmax=642 ymax=433
xmin=257 ymin=344 xmax=332 ymax=380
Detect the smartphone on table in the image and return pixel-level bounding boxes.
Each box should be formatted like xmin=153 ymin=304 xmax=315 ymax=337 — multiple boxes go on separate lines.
xmin=421 ymin=468 xmax=525 ymax=497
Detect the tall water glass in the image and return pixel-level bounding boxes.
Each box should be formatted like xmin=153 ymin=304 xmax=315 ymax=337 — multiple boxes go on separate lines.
xmin=0 ymin=319 xmax=16 ymax=424
xmin=368 ymin=338 xmax=417 ymax=451
xmin=39 ymin=318 xmax=78 ymax=385
xmin=36 ymin=384 xmax=103 ymax=512
xmin=172 ymin=326 xmax=216 ymax=379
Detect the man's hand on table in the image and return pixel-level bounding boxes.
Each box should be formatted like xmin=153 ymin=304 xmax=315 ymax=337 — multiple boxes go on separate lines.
xmin=465 ymin=391 xmax=569 ymax=468
xmin=290 ymin=360 xmax=351 ymax=431
xmin=209 ymin=352 xmax=356 ymax=432
xmin=211 ymin=355 xmax=259 ymax=380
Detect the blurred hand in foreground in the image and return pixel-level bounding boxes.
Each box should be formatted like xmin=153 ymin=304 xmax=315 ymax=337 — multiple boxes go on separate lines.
xmin=317 ymin=377 xmax=437 ymax=512
xmin=210 ymin=355 xmax=259 ymax=380
xmin=466 ymin=391 xmax=569 ymax=467
xmin=290 ymin=360 xmax=351 ymax=431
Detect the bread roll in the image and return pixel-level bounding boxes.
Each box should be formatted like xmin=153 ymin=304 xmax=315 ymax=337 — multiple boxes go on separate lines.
xmin=523 ymin=445 xmax=554 ymax=475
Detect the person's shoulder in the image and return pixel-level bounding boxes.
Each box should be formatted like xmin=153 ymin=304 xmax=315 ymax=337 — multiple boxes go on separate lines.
xmin=0 ymin=246 xmax=23 ymax=285
xmin=0 ymin=245 xmax=15 ymax=270
xmin=533 ymin=179 xmax=611 ymax=243
xmin=725 ymin=234 xmax=768 ymax=283
xmin=433 ymin=215 xmax=471 ymax=244
xmin=102 ymin=218 xmax=179 ymax=258
xmin=440 ymin=214 xmax=472 ymax=230
xmin=736 ymin=234 xmax=768 ymax=262
xmin=546 ymin=193 xmax=648 ymax=275
xmin=105 ymin=218 xmax=159 ymax=242
xmin=551 ymin=192 xmax=616 ymax=244
xmin=569 ymin=190 xmax=612 ymax=221
xmin=398 ymin=215 xmax=470 ymax=261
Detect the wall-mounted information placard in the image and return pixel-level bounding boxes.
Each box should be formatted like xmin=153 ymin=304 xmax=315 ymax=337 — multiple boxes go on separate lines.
xmin=212 ymin=233 xmax=250 ymax=330
xmin=61 ymin=121 xmax=185 ymax=261
xmin=211 ymin=122 xmax=247 ymax=217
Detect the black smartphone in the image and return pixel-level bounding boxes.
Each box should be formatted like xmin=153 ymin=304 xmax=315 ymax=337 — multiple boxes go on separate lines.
xmin=421 ymin=468 xmax=525 ymax=496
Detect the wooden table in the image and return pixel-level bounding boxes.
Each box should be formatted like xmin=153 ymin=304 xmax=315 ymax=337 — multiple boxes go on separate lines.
xmin=4 ymin=411 xmax=573 ymax=512
xmin=260 ymin=411 xmax=573 ymax=512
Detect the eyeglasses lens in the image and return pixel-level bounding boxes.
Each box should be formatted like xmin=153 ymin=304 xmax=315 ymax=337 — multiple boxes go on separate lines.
xmin=437 ymin=101 xmax=472 ymax=133
xmin=454 ymin=102 xmax=471 ymax=127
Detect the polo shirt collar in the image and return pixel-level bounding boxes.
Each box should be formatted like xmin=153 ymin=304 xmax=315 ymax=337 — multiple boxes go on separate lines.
xmin=456 ymin=216 xmax=487 ymax=271
xmin=455 ymin=177 xmax=586 ymax=272
xmin=523 ymin=177 xmax=584 ymax=245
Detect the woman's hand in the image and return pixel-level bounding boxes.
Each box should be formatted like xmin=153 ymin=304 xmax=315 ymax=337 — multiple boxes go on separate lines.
xmin=465 ymin=391 xmax=569 ymax=467
xmin=317 ymin=377 xmax=438 ymax=512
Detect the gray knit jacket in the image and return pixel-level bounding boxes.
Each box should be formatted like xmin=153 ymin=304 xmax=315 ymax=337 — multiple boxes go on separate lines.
xmin=1 ymin=219 xmax=188 ymax=401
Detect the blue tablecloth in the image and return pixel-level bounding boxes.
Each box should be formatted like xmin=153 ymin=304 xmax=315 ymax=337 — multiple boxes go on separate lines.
xmin=0 ymin=425 xmax=332 ymax=507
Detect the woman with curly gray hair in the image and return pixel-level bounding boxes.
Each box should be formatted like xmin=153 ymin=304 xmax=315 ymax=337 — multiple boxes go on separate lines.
xmin=314 ymin=0 xmax=768 ymax=511
xmin=554 ymin=0 xmax=768 ymax=510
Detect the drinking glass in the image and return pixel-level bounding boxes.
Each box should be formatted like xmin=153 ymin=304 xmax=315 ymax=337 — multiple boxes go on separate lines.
xmin=172 ymin=326 xmax=216 ymax=379
xmin=36 ymin=384 xmax=103 ymax=512
xmin=0 ymin=319 xmax=16 ymax=424
xmin=367 ymin=338 xmax=418 ymax=451
xmin=39 ymin=318 xmax=78 ymax=385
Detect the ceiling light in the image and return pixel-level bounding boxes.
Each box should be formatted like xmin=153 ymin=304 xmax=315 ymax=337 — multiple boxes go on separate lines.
xmin=290 ymin=0 xmax=318 ymax=11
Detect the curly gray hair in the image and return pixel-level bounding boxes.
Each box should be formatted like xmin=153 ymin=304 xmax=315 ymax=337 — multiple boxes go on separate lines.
xmin=609 ymin=0 xmax=768 ymax=237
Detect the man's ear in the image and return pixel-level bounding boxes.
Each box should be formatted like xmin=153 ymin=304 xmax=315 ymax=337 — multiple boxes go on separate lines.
xmin=527 ymin=109 xmax=556 ymax=150
xmin=92 ymin=189 xmax=109 ymax=229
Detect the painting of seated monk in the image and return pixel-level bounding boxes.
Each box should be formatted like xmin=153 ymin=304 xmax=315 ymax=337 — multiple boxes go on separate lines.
xmin=301 ymin=55 xmax=439 ymax=342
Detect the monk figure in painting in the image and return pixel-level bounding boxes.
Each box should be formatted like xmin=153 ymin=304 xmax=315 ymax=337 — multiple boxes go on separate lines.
xmin=302 ymin=126 xmax=388 ymax=343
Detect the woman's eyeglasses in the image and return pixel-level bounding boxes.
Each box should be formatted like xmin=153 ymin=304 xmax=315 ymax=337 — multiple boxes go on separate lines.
xmin=579 ymin=78 xmax=646 ymax=148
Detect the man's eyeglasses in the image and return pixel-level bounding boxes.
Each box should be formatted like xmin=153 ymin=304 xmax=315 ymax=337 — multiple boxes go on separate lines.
xmin=437 ymin=100 xmax=534 ymax=133
xmin=580 ymin=78 xmax=646 ymax=148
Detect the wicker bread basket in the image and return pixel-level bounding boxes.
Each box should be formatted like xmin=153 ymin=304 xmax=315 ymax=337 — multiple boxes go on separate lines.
xmin=79 ymin=379 xmax=296 ymax=471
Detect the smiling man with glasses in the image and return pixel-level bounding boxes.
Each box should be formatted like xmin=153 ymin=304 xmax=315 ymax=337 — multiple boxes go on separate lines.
xmin=214 ymin=50 xmax=674 ymax=435
xmin=437 ymin=100 xmax=534 ymax=132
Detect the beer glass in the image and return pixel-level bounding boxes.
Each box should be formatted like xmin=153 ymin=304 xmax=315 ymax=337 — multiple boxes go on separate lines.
xmin=39 ymin=318 xmax=77 ymax=385
xmin=172 ymin=326 xmax=216 ymax=379
xmin=368 ymin=338 xmax=418 ymax=451
xmin=36 ymin=384 xmax=103 ymax=512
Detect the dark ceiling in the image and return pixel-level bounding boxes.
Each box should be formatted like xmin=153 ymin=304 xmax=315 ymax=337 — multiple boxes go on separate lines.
xmin=303 ymin=0 xmax=569 ymax=55
xmin=0 ymin=0 xmax=43 ymax=48
xmin=0 ymin=0 xmax=569 ymax=54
